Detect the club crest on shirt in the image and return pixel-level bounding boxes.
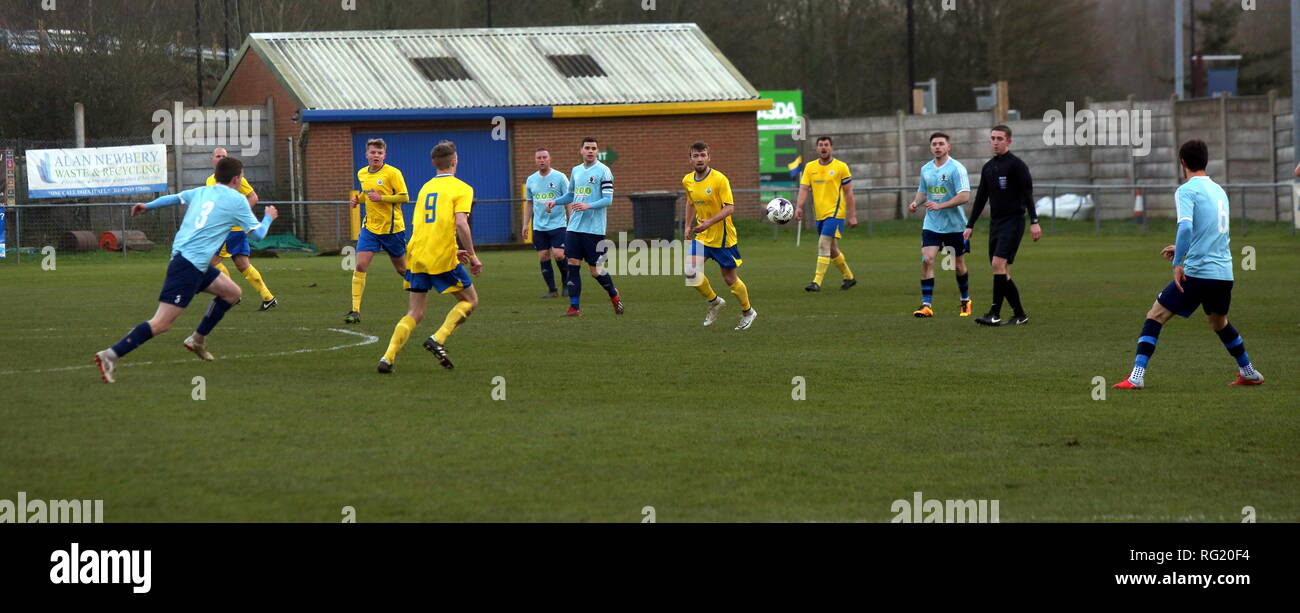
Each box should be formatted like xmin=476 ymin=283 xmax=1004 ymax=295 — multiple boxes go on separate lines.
xmin=705 ymin=187 xmax=712 ymax=195
xmin=377 ymin=179 xmax=383 ymax=185
xmin=829 ymin=170 xmax=836 ymax=176
xmin=940 ymin=173 xmax=949 ymax=182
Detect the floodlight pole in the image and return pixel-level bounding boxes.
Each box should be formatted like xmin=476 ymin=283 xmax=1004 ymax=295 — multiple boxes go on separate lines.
xmin=1174 ymin=0 xmax=1184 ymax=99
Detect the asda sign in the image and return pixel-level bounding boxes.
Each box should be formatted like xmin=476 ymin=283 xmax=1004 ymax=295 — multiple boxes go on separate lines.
xmin=757 ymin=90 xmax=803 ymax=177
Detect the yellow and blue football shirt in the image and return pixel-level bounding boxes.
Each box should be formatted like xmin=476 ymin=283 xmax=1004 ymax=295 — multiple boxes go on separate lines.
xmin=409 ymin=174 xmax=474 ymax=275
xmin=682 ymin=168 xmax=737 ymax=248
xmin=800 ymin=158 xmax=853 ymax=221
xmin=356 ymin=164 xmax=409 ymax=235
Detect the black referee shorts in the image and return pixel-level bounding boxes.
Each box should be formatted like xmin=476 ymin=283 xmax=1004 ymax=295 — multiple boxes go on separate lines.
xmin=988 ymin=216 xmax=1026 ymax=265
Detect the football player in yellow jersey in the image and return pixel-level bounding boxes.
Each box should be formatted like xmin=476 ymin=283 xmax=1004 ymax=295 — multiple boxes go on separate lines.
xmin=377 ymin=141 xmax=481 ymax=373
xmin=682 ymin=142 xmax=756 ymax=331
xmin=206 ymin=148 xmax=277 ymax=310
xmin=346 ymin=138 xmax=410 ymax=324
xmin=794 ymin=136 xmax=859 ymax=292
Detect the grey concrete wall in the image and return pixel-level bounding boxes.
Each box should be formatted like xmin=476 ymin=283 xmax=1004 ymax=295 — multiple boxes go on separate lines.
xmin=810 ymin=95 xmax=1295 ymax=223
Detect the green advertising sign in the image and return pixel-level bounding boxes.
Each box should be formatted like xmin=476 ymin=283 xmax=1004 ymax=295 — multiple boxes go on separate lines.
xmin=757 ymin=90 xmax=803 ymax=177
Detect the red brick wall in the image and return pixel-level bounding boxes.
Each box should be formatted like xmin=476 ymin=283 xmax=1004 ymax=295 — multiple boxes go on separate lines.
xmin=213 ymin=49 xmax=760 ymax=247
xmin=213 ymin=50 xmax=301 ymax=200
xmin=511 ymin=113 xmax=760 ymax=233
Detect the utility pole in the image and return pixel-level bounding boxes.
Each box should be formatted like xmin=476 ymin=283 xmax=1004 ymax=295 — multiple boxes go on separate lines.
xmin=1174 ymin=0 xmax=1184 ymax=99
xmin=195 ymin=0 xmax=203 ymax=105
xmin=906 ymin=0 xmax=916 ymax=113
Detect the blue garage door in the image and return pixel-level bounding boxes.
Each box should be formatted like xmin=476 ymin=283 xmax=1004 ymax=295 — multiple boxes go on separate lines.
xmin=351 ymin=130 xmax=512 ymax=244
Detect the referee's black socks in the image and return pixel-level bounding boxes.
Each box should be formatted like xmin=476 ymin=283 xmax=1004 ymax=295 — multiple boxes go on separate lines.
xmin=1004 ymin=279 xmax=1026 ymax=317
xmin=991 ymin=274 xmax=1008 ymax=316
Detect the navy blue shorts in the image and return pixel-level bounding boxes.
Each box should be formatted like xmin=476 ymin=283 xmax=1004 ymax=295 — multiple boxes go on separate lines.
xmin=1157 ymin=276 xmax=1233 ymax=318
xmin=223 ymin=230 xmax=251 ymax=257
xmin=405 ymin=265 xmax=472 ymax=294
xmin=357 ymin=227 xmax=407 ymax=258
xmin=922 ymin=229 xmax=969 ymax=255
xmin=532 ymin=227 xmax=566 ymax=251
xmin=159 ymin=255 xmax=221 ymax=307
xmin=688 ymin=240 xmax=743 ymax=269
xmin=564 ymin=230 xmax=609 ymax=266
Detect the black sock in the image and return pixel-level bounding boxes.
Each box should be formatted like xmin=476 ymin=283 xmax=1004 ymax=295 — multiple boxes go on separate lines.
xmin=1005 ymin=279 xmax=1025 ymax=317
xmin=556 ymin=259 xmax=568 ymax=286
xmin=991 ymin=274 xmax=1008 ymax=316
xmin=540 ymin=260 xmax=556 ymax=291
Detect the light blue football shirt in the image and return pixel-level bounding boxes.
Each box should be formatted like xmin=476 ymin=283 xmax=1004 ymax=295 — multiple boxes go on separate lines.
xmin=1175 ymin=176 xmax=1233 ymax=281
xmin=918 ymin=157 xmax=970 ymax=234
xmin=163 ymin=185 xmax=263 ymax=272
xmin=565 ymin=161 xmax=614 ymax=236
xmin=526 ymin=169 xmax=569 ymax=232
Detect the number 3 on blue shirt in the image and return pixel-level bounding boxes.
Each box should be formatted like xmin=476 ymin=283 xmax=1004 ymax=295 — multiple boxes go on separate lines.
xmin=424 ymin=192 xmax=438 ymax=223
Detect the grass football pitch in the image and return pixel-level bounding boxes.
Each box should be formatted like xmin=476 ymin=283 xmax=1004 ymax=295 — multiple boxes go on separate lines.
xmin=1 ymin=220 xmax=1296 ymax=522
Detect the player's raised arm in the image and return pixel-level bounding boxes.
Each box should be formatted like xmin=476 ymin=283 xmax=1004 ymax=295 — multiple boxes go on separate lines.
xmin=240 ymin=204 xmax=278 ymax=241
xmin=551 ymin=179 xmax=575 ymax=212
xmin=384 ymin=169 xmax=409 ymax=204
xmin=581 ymin=168 xmax=614 ymax=211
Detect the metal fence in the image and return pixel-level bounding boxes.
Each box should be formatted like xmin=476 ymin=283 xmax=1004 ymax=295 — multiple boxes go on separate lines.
xmin=2 ymin=182 xmax=1294 ymax=263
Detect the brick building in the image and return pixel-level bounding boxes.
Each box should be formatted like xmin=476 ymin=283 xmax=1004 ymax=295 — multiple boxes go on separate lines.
xmin=211 ymin=24 xmax=769 ymax=248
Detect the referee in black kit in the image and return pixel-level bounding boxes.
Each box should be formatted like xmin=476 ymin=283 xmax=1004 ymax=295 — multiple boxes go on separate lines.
xmin=962 ymin=124 xmax=1042 ymax=326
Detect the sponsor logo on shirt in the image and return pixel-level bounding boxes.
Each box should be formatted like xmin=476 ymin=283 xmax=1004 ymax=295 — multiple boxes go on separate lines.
xmin=998 ymin=175 xmax=1008 ymax=190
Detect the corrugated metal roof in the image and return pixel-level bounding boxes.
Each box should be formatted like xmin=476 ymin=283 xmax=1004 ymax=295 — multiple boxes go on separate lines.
xmin=235 ymin=24 xmax=759 ymax=110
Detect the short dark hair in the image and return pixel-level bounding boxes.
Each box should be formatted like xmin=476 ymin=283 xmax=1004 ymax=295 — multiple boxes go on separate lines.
xmin=816 ymin=136 xmax=833 ymax=145
xmin=366 ymin=138 xmax=386 ymax=150
xmin=929 ymin=132 xmax=950 ymax=143
xmin=431 ymin=140 xmax=456 ymax=170
xmin=689 ymin=141 xmax=709 ymax=153
xmin=582 ymin=137 xmax=598 ymax=146
xmin=991 ymin=125 xmax=1012 ymax=138
xmin=535 ymin=147 xmax=549 ymax=154
xmin=215 ymin=156 xmax=243 ymax=184
xmin=1179 ymin=139 xmax=1209 ymax=172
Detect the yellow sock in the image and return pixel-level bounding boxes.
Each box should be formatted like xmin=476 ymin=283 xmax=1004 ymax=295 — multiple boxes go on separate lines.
xmin=728 ymin=278 xmax=751 ymax=311
xmin=240 ymin=264 xmax=274 ymax=301
xmin=814 ymin=256 xmax=830 ymax=284
xmin=351 ymin=271 xmax=367 ymax=312
xmin=383 ymin=315 xmax=417 ymax=363
xmin=694 ymin=275 xmax=718 ymax=301
xmin=214 ymin=261 xmax=231 ymax=277
xmin=433 ymin=302 xmax=474 ymax=344
xmin=832 ymin=253 xmax=854 ymax=280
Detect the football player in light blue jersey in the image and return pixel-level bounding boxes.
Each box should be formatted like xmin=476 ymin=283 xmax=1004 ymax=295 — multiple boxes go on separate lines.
xmin=523 ymin=147 xmax=570 ymax=298
xmin=94 ymin=156 xmax=278 ymax=383
xmin=543 ymin=137 xmax=622 ymax=316
xmin=1114 ymin=139 xmax=1263 ymax=390
xmin=907 ymin=132 xmax=973 ymax=318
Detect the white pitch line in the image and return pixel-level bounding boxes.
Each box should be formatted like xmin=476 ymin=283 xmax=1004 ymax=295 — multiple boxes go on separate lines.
xmin=0 ymin=328 xmax=378 ymax=376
